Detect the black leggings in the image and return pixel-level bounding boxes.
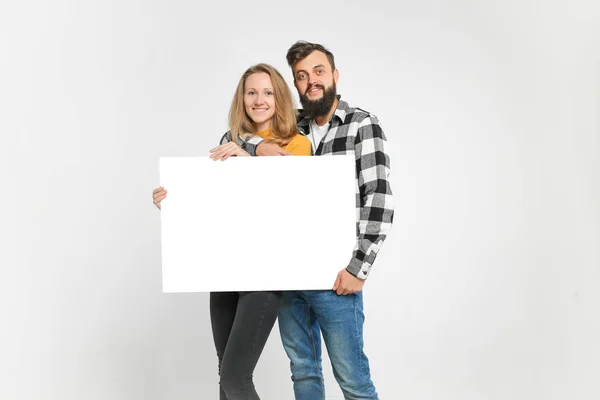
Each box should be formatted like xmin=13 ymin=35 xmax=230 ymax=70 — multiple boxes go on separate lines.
xmin=210 ymin=291 xmax=283 ymax=400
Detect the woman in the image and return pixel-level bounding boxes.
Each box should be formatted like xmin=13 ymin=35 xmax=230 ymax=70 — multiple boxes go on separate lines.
xmin=152 ymin=63 xmax=310 ymax=399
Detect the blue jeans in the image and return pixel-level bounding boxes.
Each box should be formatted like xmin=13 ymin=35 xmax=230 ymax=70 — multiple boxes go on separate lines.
xmin=278 ymin=290 xmax=378 ymax=400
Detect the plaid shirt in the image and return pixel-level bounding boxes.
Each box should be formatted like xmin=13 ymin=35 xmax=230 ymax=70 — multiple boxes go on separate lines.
xmin=231 ymin=96 xmax=394 ymax=279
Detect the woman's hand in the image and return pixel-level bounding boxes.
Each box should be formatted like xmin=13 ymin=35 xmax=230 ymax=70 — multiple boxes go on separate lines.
xmin=209 ymin=142 xmax=250 ymax=160
xmin=152 ymin=186 xmax=167 ymax=210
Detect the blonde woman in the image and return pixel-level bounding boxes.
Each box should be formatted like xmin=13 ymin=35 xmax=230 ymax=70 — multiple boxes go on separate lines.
xmin=152 ymin=63 xmax=310 ymax=400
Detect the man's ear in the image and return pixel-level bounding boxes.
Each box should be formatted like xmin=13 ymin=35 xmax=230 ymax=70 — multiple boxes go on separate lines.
xmin=294 ymin=79 xmax=299 ymax=91
xmin=333 ymin=69 xmax=339 ymax=84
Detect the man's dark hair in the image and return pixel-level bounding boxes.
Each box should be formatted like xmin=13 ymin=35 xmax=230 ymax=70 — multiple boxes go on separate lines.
xmin=286 ymin=41 xmax=336 ymax=74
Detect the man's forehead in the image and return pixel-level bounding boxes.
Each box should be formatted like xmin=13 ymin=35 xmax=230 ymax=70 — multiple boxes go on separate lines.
xmin=303 ymin=51 xmax=327 ymax=62
xmin=295 ymin=51 xmax=329 ymax=71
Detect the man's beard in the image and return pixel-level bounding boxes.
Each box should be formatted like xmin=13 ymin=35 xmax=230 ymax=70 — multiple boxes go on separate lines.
xmin=299 ymin=82 xmax=337 ymax=118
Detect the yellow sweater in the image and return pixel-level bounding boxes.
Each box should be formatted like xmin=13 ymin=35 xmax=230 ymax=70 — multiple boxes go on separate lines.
xmin=256 ymin=129 xmax=312 ymax=156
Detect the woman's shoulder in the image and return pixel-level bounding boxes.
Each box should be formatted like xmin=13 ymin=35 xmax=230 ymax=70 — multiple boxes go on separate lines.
xmin=290 ymin=132 xmax=309 ymax=143
xmin=286 ymin=132 xmax=311 ymax=155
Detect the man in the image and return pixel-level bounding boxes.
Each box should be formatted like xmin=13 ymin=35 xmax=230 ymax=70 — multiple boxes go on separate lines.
xmin=247 ymin=41 xmax=393 ymax=400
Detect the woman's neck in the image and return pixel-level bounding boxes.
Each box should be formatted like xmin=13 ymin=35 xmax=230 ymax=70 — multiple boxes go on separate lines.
xmin=253 ymin=122 xmax=271 ymax=133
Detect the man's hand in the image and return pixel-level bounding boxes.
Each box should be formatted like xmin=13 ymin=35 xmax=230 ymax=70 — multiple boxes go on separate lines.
xmin=332 ymin=269 xmax=365 ymax=295
xmin=256 ymin=142 xmax=291 ymax=156
xmin=209 ymin=142 xmax=250 ymax=160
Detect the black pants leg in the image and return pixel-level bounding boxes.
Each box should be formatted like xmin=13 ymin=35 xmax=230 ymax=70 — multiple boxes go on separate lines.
xmin=210 ymin=291 xmax=283 ymax=400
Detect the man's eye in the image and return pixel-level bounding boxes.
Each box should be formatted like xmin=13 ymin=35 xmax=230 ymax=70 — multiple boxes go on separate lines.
xmin=317 ymin=69 xmax=323 ymax=74
xmin=297 ymin=73 xmax=306 ymax=80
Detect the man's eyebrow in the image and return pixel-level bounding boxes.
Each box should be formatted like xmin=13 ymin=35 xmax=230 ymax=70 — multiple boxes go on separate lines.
xmin=296 ymin=65 xmax=327 ymax=76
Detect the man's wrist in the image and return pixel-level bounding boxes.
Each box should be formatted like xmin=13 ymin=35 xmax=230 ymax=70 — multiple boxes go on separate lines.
xmin=347 ymin=257 xmax=370 ymax=280
xmin=346 ymin=266 xmax=366 ymax=280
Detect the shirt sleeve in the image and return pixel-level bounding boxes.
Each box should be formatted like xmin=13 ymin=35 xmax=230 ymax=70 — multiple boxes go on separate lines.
xmin=286 ymin=134 xmax=312 ymax=156
xmin=347 ymin=115 xmax=394 ymax=279
xmin=219 ymin=131 xmax=264 ymax=155
xmin=242 ymin=135 xmax=264 ymax=156
xmin=219 ymin=132 xmax=230 ymax=144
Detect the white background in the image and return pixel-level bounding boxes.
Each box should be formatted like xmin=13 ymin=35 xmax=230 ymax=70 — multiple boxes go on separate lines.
xmin=1 ymin=0 xmax=598 ymax=399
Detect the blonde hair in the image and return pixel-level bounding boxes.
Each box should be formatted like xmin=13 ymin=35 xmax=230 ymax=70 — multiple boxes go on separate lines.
xmin=229 ymin=63 xmax=297 ymax=146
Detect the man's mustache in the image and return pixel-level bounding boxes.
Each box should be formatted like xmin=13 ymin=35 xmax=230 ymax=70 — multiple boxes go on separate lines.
xmin=305 ymin=83 xmax=325 ymax=96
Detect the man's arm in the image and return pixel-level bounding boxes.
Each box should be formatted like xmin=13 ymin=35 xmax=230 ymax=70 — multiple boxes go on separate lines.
xmin=347 ymin=116 xmax=394 ymax=279
xmin=218 ymin=132 xmax=230 ymax=145
xmin=229 ymin=134 xmax=290 ymax=156
xmin=241 ymin=135 xmax=262 ymax=156
xmin=217 ymin=132 xmax=263 ymax=154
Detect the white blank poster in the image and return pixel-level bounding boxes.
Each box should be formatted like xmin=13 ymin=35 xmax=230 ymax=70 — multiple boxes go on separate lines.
xmin=159 ymin=155 xmax=356 ymax=293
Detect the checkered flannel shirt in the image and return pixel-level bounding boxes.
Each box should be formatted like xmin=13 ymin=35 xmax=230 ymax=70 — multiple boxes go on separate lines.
xmin=228 ymin=96 xmax=394 ymax=279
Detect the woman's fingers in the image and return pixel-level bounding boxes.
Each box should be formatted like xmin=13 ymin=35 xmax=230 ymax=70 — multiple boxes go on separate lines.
xmin=152 ymin=187 xmax=167 ymax=209
xmin=209 ymin=144 xmax=229 ymax=160
xmin=153 ymin=189 xmax=167 ymax=200
xmin=210 ymin=143 xmax=242 ymax=160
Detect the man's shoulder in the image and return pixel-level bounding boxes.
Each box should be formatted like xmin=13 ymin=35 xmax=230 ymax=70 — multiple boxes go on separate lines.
xmin=344 ymin=105 xmax=376 ymax=123
xmin=337 ymin=99 xmax=380 ymax=126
